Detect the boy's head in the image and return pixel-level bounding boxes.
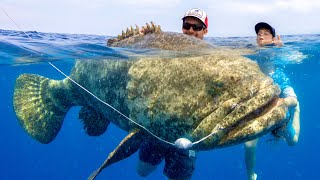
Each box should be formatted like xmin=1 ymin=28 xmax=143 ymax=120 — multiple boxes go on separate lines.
xmin=255 ymin=22 xmax=276 ymax=46
xmin=182 ymin=8 xmax=208 ymax=40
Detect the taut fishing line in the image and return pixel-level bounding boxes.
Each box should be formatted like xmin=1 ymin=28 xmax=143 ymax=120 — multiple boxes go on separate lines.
xmin=2 ymin=7 xmax=222 ymax=148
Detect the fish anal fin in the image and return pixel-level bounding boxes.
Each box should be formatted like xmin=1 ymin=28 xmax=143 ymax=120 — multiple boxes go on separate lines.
xmin=79 ymin=106 xmax=110 ymax=136
xmin=88 ymin=129 xmax=144 ymax=180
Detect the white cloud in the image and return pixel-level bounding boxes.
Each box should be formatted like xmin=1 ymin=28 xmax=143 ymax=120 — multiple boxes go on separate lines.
xmin=208 ymin=0 xmax=320 ymax=14
xmin=57 ymin=0 xmax=179 ymax=9
xmin=211 ymin=2 xmax=272 ymax=14
xmin=275 ymin=0 xmax=320 ymax=12
xmin=111 ymin=0 xmax=181 ymax=8
xmin=1 ymin=0 xmax=319 ymax=36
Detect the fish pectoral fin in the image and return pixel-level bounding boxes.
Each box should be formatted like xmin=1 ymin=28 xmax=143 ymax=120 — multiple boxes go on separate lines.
xmin=88 ymin=129 xmax=144 ymax=180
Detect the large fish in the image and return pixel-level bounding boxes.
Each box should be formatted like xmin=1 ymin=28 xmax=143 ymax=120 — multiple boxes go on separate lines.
xmin=13 ymin=23 xmax=290 ymax=179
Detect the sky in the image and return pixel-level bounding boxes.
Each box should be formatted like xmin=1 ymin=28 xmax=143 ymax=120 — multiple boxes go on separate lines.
xmin=1 ymin=0 xmax=320 ymax=37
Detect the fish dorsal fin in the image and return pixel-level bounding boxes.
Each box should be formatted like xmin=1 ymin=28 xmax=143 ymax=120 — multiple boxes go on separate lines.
xmin=107 ymin=21 xmax=162 ymax=46
xmin=87 ymin=129 xmax=144 ymax=180
xmin=141 ymin=21 xmax=162 ymax=34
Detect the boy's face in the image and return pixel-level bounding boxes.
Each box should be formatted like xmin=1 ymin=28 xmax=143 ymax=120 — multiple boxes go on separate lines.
xmin=256 ymin=28 xmax=274 ymax=46
xmin=182 ymin=17 xmax=208 ymax=40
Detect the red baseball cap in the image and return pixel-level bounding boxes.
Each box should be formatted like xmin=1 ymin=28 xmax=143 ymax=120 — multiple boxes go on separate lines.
xmin=182 ymin=8 xmax=208 ymax=28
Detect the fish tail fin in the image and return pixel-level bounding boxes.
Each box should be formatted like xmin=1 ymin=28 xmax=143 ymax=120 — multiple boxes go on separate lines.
xmin=13 ymin=74 xmax=70 ymax=144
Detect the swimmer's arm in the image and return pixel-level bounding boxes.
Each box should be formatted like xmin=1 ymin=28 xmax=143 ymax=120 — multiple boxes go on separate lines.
xmin=273 ymin=35 xmax=283 ymax=46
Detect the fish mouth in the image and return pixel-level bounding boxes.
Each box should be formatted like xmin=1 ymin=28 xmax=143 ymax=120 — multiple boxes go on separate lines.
xmin=191 ymin=83 xmax=289 ymax=150
xmin=216 ymin=95 xmax=288 ymax=148
xmin=233 ymin=96 xmax=280 ymax=127
xmin=217 ymin=82 xmax=282 ymax=132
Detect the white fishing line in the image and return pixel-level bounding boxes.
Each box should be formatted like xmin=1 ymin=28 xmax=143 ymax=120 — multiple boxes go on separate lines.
xmin=3 ymin=7 xmax=221 ymax=148
xmin=1 ymin=7 xmax=32 ymax=39
xmin=48 ymin=62 xmax=175 ymax=146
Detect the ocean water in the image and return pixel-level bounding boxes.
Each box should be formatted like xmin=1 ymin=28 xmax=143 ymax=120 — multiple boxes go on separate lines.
xmin=0 ymin=29 xmax=319 ymax=180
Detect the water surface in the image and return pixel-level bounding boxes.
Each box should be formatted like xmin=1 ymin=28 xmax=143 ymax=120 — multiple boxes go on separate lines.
xmin=1 ymin=30 xmax=319 ymax=179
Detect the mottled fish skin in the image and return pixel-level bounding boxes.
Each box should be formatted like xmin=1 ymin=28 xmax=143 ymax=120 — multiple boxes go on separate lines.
xmin=109 ymin=31 xmax=214 ymax=51
xmin=48 ymin=54 xmax=287 ymax=150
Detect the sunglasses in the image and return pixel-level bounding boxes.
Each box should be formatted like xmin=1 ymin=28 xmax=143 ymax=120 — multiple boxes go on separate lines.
xmin=182 ymin=22 xmax=205 ymax=31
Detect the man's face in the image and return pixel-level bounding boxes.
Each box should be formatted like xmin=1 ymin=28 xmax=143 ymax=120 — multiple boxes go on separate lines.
xmin=182 ymin=17 xmax=207 ymax=40
xmin=256 ymin=28 xmax=275 ymax=46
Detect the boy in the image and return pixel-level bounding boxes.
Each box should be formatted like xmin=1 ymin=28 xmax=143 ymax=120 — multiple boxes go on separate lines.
xmin=255 ymin=22 xmax=283 ymax=46
xmin=245 ymin=22 xmax=301 ymax=180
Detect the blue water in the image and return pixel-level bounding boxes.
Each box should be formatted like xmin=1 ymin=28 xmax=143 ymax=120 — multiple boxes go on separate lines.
xmin=1 ymin=29 xmax=319 ymax=180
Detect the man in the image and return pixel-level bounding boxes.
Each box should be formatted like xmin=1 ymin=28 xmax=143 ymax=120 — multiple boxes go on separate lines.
xmin=182 ymin=8 xmax=208 ymax=40
xmin=245 ymin=22 xmax=300 ymax=180
xmin=140 ymin=8 xmax=208 ymax=40
xmin=136 ymin=8 xmax=208 ymax=180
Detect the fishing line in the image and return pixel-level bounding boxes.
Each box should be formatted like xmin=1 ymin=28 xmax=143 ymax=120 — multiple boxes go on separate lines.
xmin=49 ymin=62 xmax=175 ymax=146
xmin=2 ymin=7 xmax=221 ymax=148
xmin=1 ymin=7 xmax=32 ymax=39
xmin=1 ymin=6 xmax=176 ymax=146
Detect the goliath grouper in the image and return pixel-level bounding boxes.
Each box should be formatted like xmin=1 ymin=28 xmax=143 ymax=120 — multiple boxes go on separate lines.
xmin=13 ymin=22 xmax=290 ymax=179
